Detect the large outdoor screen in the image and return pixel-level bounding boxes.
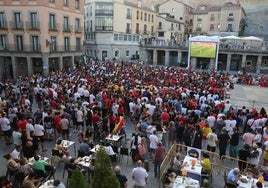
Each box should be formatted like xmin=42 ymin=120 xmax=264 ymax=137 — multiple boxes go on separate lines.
xmin=190 ymin=41 xmax=217 ymax=58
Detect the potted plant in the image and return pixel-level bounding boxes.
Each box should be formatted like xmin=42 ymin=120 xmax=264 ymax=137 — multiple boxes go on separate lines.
xmin=69 ymin=168 xmax=87 ymax=188
xmin=92 ymin=146 xmax=120 ymax=188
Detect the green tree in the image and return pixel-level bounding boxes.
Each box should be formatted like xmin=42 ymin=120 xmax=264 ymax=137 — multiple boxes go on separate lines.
xmin=92 ymin=147 xmax=120 ymax=188
xmin=69 ymin=168 xmax=87 ymax=188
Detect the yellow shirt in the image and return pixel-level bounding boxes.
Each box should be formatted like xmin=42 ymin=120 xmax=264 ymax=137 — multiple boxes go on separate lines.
xmin=202 ymin=158 xmax=211 ymax=171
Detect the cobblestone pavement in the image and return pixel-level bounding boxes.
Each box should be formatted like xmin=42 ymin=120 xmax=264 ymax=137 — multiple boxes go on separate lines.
xmin=1 ymin=84 xmax=268 ymax=188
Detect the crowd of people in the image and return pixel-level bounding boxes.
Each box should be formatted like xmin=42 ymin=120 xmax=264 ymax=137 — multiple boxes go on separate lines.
xmin=0 ymin=59 xmax=267 ymax=187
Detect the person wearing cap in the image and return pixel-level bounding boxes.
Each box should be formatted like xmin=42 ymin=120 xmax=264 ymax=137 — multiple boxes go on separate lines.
xmin=226 ymin=167 xmax=244 ymax=186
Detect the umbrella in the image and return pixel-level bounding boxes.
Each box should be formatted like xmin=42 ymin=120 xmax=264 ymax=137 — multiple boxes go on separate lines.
xmin=241 ymin=36 xmax=263 ymax=41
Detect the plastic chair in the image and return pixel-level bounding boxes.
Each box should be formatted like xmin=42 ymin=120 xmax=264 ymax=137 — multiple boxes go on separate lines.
xmin=119 ymin=147 xmax=129 ymax=164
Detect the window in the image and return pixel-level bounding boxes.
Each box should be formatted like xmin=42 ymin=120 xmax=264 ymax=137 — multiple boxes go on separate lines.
xmin=144 ymin=13 xmax=147 ymax=21
xmin=16 ymin=35 xmax=23 ymax=51
xmin=32 ymin=36 xmax=39 ymax=51
xmin=136 ymin=11 xmax=139 ymax=19
xmin=210 ymin=14 xmax=214 ymax=21
xmin=63 ymin=0 xmax=68 ymax=6
xmin=50 ymin=36 xmax=56 ymax=51
xmin=210 ymin=24 xmax=214 ymax=30
xmin=140 ymin=12 xmax=143 ymax=20
xmin=64 ymin=37 xmax=70 ymax=51
xmin=0 ymin=35 xmax=8 ymax=50
xmin=126 ymin=51 xmax=129 ymax=57
xmin=30 ymin=12 xmax=39 ymax=29
xmin=158 ymin=22 xmax=162 ymax=29
xmin=75 ymin=0 xmax=79 ymax=9
xmin=144 ymin=24 xmax=147 ymax=34
xmin=63 ymin=16 xmax=70 ymax=31
xmin=136 ymin=23 xmax=139 ymax=34
xmin=14 ymin=12 xmax=23 ymax=29
xmin=126 ymin=8 xmax=131 ymax=19
xmin=75 ymin=18 xmax=80 ymax=32
xmin=126 ymin=23 xmax=131 ymax=33
xmin=49 ymin=14 xmax=56 ymax=30
xmin=76 ymin=37 xmax=81 ymax=51
xmin=115 ymin=50 xmax=119 ymax=57
xmin=0 ymin=12 xmax=7 ymax=29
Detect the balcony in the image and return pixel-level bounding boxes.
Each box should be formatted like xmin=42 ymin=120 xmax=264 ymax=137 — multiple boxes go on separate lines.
xmin=48 ymin=23 xmax=60 ymax=31
xmin=26 ymin=22 xmax=40 ymax=30
xmin=10 ymin=21 xmax=24 ymax=30
xmin=62 ymin=25 xmax=72 ymax=33
xmin=75 ymin=26 xmax=84 ymax=33
xmin=95 ymin=26 xmax=113 ymax=31
xmin=227 ymin=16 xmax=234 ymax=21
xmin=126 ymin=14 xmax=132 ymax=19
xmin=196 ymin=27 xmax=202 ymax=31
xmin=126 ymin=29 xmax=131 ymax=34
xmin=0 ymin=21 xmax=8 ymax=30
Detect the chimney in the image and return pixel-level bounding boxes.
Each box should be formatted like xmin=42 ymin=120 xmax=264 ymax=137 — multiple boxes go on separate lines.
xmin=138 ymin=0 xmax=141 ymax=8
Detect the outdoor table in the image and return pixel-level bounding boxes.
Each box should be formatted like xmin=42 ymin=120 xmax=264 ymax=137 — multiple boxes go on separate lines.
xmin=39 ymin=179 xmax=55 ymax=188
xmin=28 ymin=156 xmax=50 ymax=166
xmin=90 ymin=144 xmax=101 ymax=153
xmin=61 ymin=140 xmax=76 ymax=156
xmin=172 ymin=176 xmax=200 ymax=188
xmin=105 ymin=134 xmax=123 ymax=147
xmin=181 ymin=155 xmax=202 ymax=183
xmin=238 ymin=175 xmax=268 ymax=188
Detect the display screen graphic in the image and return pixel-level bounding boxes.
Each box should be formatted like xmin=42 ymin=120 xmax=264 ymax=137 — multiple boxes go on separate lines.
xmin=190 ymin=41 xmax=217 ymax=58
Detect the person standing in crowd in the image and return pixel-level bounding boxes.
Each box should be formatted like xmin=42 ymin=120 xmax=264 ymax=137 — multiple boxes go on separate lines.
xmin=192 ymin=124 xmax=203 ymax=149
xmin=229 ymin=127 xmax=240 ymax=158
xmin=218 ymin=127 xmax=230 ymax=158
xmin=0 ymin=112 xmax=12 ymax=145
xmin=154 ymin=141 xmax=166 ymax=178
xmin=206 ymin=128 xmax=218 ymax=154
xmin=132 ymin=160 xmax=148 ymax=188
xmin=114 ymin=165 xmax=128 ymax=188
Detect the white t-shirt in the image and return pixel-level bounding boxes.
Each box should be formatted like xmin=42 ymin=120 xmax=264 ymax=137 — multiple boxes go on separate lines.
xmin=132 ymin=167 xmax=148 ymax=186
xmin=149 ymin=134 xmax=158 ymax=149
xmin=34 ymin=124 xmax=45 ymax=136
xmin=207 ymin=132 xmax=218 ymax=147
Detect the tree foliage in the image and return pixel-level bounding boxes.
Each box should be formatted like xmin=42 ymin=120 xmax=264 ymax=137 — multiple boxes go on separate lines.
xmin=92 ymin=147 xmax=120 ymax=188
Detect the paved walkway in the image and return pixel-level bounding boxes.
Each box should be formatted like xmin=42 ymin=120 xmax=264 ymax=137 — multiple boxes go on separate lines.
xmin=1 ymin=84 xmax=268 ymax=188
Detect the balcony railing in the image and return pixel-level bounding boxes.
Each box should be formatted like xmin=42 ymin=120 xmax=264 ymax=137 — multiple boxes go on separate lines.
xmin=0 ymin=21 xmax=8 ymax=29
xmin=95 ymin=26 xmax=113 ymax=31
xmin=10 ymin=21 xmax=24 ymax=30
xmin=75 ymin=26 xmax=84 ymax=33
xmin=196 ymin=27 xmax=202 ymax=31
xmin=126 ymin=29 xmax=131 ymax=34
xmin=26 ymin=22 xmax=40 ymax=30
xmin=62 ymin=25 xmax=72 ymax=32
xmin=227 ymin=16 xmax=234 ymax=21
xmin=48 ymin=23 xmax=60 ymax=31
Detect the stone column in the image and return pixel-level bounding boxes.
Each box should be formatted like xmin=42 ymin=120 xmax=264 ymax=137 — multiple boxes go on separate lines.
xmin=191 ymin=57 xmax=197 ymax=69
xmin=165 ymin=50 xmax=169 ymax=66
xmin=241 ymin=54 xmax=247 ymax=68
xmin=42 ymin=53 xmax=49 ymax=76
xmin=27 ymin=56 xmax=33 ymax=76
xmin=177 ymin=51 xmax=182 ymax=65
xmin=256 ymin=55 xmax=262 ymax=74
xmin=11 ymin=56 xmax=17 ymax=79
xmin=59 ymin=56 xmax=63 ymax=70
xmin=209 ymin=58 xmax=215 ymax=70
xmin=226 ymin=54 xmax=232 ymax=72
xmin=153 ymin=49 xmax=157 ymax=65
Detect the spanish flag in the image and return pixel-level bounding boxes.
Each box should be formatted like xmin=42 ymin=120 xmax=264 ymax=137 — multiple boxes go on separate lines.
xmin=112 ymin=116 xmax=125 ymax=134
